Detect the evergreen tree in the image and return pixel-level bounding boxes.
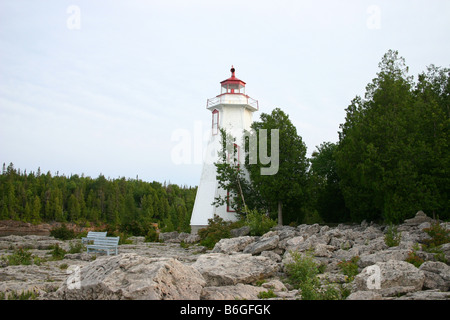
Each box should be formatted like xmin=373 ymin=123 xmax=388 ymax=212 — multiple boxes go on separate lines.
xmin=310 ymin=142 xmax=349 ymax=222
xmin=246 ymin=108 xmax=309 ymax=225
xmin=336 ymin=50 xmax=449 ymax=222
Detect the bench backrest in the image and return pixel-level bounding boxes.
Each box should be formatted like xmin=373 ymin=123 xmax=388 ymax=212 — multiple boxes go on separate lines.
xmin=86 ymin=231 xmax=107 ymax=238
xmin=93 ymin=236 xmax=120 ymax=246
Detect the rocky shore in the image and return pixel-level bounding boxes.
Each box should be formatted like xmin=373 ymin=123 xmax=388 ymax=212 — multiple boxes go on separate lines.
xmin=0 ymin=211 xmax=449 ymax=300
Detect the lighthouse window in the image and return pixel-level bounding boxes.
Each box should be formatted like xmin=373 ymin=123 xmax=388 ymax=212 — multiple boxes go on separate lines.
xmin=212 ymin=109 xmax=219 ymax=135
xmin=229 ymin=84 xmax=239 ymax=93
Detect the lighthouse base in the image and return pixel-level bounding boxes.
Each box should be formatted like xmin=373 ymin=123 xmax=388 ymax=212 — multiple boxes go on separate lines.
xmin=190 ymin=225 xmax=208 ymax=235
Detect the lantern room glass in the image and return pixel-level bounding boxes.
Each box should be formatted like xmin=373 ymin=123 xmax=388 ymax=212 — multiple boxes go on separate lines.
xmin=221 ymin=83 xmax=245 ymax=94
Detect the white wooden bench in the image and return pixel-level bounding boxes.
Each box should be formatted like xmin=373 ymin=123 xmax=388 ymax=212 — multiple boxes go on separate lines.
xmin=81 ymin=231 xmax=108 ymax=244
xmin=86 ymin=236 xmax=120 ymax=256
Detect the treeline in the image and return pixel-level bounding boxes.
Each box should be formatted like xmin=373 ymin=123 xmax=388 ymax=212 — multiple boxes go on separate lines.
xmin=0 ymin=164 xmax=196 ymax=234
xmin=333 ymin=50 xmax=449 ymax=223
xmin=223 ymin=50 xmax=449 ymax=225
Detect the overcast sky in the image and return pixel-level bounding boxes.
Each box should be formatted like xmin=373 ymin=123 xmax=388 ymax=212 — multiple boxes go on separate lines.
xmin=1 ymin=0 xmax=449 ymax=187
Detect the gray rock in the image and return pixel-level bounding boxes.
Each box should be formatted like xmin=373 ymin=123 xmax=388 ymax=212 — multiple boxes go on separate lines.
xmin=394 ymin=289 xmax=450 ymax=300
xmin=192 ymin=253 xmax=279 ymax=286
xmin=353 ymin=260 xmax=425 ymax=297
xmin=346 ymin=291 xmax=382 ymax=300
xmin=184 ymin=234 xmax=201 ymax=244
xmin=297 ymin=224 xmax=321 ymax=237
xmin=243 ymin=235 xmax=279 ymax=255
xmin=419 ymin=261 xmax=450 ymax=291
xmin=201 ymin=283 xmax=266 ymax=300
xmin=212 ymin=236 xmax=255 ymax=254
xmin=56 ymin=253 xmax=206 ymax=300
xmin=230 ymin=226 xmax=250 ymax=237
xmin=404 ymin=211 xmax=434 ymax=226
xmin=260 ymin=250 xmax=282 ymax=262
xmin=359 ymin=249 xmax=410 ymax=267
xmin=280 ymin=235 xmax=304 ymax=251
xmin=313 ymin=243 xmax=337 ymax=258
xmin=158 ymin=231 xmax=180 ymax=242
xmin=440 ymin=243 xmax=450 ymax=263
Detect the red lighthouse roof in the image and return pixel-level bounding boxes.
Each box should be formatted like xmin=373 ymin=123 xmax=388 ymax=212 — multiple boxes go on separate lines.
xmin=206 ymin=65 xmax=259 ymax=110
xmin=220 ymin=66 xmax=246 ymax=95
xmin=220 ymin=65 xmax=246 ymax=86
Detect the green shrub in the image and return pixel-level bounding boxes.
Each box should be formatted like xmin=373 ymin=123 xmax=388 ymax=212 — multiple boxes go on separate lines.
xmin=337 ymin=256 xmax=360 ymax=282
xmin=244 ymin=209 xmax=277 ymax=236
xmin=49 ymin=244 xmax=66 ymax=260
xmin=50 ymin=224 xmax=76 ymax=240
xmin=68 ymin=241 xmax=84 ymax=254
xmin=422 ymin=221 xmax=450 ymax=249
xmin=405 ymin=248 xmax=425 ymax=268
xmin=3 ymin=248 xmax=33 ymax=266
xmin=284 ymin=251 xmax=343 ymax=300
xmin=3 ymin=289 xmax=38 ymax=300
xmin=284 ymin=251 xmax=320 ymax=289
xmin=145 ymin=225 xmax=159 ymax=242
xmin=384 ymin=224 xmax=401 ymax=247
xmin=257 ymin=289 xmax=277 ymax=299
xmin=198 ymin=215 xmax=237 ymax=249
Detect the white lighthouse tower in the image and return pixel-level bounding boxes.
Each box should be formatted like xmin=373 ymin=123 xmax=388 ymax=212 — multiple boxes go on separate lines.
xmin=190 ymin=66 xmax=258 ymax=234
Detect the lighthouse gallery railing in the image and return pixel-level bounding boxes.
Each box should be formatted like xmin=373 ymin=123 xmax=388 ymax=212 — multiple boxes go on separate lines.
xmin=206 ymin=95 xmax=259 ymax=110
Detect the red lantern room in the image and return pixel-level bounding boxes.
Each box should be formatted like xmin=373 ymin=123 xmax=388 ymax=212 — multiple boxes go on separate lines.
xmin=220 ymin=66 xmax=246 ymax=95
xmin=206 ymin=66 xmax=258 ymax=111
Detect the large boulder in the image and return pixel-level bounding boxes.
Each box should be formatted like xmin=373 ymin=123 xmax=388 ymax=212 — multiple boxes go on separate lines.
xmin=243 ymin=235 xmax=279 ymax=255
xmin=403 ymin=211 xmax=434 ymax=226
xmin=353 ymin=260 xmax=425 ymax=297
xmin=56 ymin=253 xmax=206 ymax=300
xmin=201 ymin=284 xmax=266 ymax=300
xmin=230 ymin=226 xmax=250 ymax=237
xmin=192 ymin=253 xmax=279 ymax=286
xmin=419 ymin=261 xmax=450 ymax=291
xmin=358 ymin=249 xmax=411 ymax=267
xmin=0 ymin=235 xmax=66 ymax=250
xmin=212 ymin=236 xmax=256 ymax=254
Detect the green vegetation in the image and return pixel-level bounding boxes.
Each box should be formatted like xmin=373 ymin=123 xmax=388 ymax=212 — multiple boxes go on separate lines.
xmin=50 ymin=224 xmax=77 ymax=240
xmin=422 ymin=221 xmax=450 ymax=249
xmin=198 ymin=215 xmax=240 ymax=249
xmin=0 ymin=289 xmax=38 ymax=300
xmin=144 ymin=224 xmax=159 ymax=242
xmin=49 ymin=244 xmax=66 ymax=261
xmin=257 ymin=289 xmax=277 ymax=299
xmin=284 ymin=251 xmax=343 ymax=300
xmin=405 ymin=243 xmax=425 ymax=268
xmin=245 ymin=208 xmax=277 ymax=236
xmin=0 ymin=164 xmax=196 ymax=234
xmin=384 ymin=224 xmax=402 ymax=247
xmin=337 ymin=256 xmax=360 ymax=282
xmin=215 ymin=50 xmax=449 ymax=226
xmin=335 ymin=50 xmax=449 ymax=223
xmin=1 ymin=247 xmax=44 ymax=266
xmin=245 ymin=108 xmax=309 ymax=226
xmin=2 ymin=247 xmax=33 ymax=266
xmin=197 ymin=209 xmax=277 ymax=249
